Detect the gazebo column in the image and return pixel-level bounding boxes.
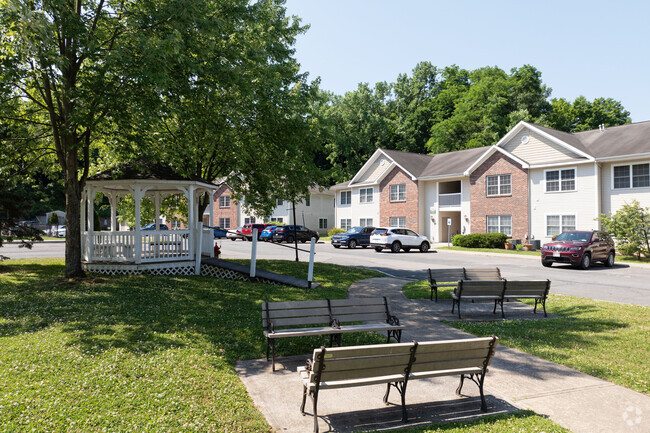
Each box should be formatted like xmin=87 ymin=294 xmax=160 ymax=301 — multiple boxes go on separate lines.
xmin=80 ymin=189 xmax=87 ymax=261
xmin=109 ymin=193 xmax=117 ymax=232
xmin=154 ymin=192 xmax=161 ymax=228
xmin=134 ymin=185 xmax=143 ymax=264
xmin=207 ymin=192 xmax=214 ymax=227
xmin=87 ymin=187 xmax=95 ymax=263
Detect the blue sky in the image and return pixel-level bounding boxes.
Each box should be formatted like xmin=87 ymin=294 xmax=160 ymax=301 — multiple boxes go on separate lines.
xmin=284 ymin=0 xmax=650 ymax=122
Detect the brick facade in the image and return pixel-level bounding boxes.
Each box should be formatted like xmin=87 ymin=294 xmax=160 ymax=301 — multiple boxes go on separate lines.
xmin=379 ymin=167 xmax=419 ymax=233
xmin=469 ymin=152 xmax=528 ymax=240
xmin=212 ymin=185 xmax=238 ymax=229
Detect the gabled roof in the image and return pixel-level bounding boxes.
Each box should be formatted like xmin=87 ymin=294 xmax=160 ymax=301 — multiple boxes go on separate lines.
xmin=573 ymin=120 xmax=650 ymax=159
xmin=380 ymin=148 xmax=434 ymax=178
xmin=330 ymin=180 xmax=351 ymax=190
xmin=420 ymin=146 xmax=491 ymax=178
xmin=88 ymin=160 xmax=217 ymax=186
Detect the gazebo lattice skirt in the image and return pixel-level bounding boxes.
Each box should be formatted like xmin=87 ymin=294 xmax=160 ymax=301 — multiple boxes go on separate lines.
xmin=83 ymin=261 xmax=196 ymax=276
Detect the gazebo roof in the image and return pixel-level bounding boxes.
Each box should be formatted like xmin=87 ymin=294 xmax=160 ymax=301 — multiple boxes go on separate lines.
xmin=89 ymin=160 xmax=217 ymax=185
xmin=86 ymin=160 xmax=219 ymax=192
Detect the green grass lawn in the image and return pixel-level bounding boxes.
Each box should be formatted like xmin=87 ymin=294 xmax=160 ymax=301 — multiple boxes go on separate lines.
xmin=403 ymin=280 xmax=649 ymax=395
xmin=0 ymin=259 xmax=573 ymax=432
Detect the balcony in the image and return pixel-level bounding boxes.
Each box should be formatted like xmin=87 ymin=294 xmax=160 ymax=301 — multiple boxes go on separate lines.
xmin=439 ymin=192 xmax=461 ymax=208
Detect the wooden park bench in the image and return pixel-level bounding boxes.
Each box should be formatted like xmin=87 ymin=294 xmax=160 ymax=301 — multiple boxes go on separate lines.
xmin=262 ymin=297 xmax=404 ymax=371
xmin=428 ymin=267 xmax=503 ymax=301
xmin=452 ymin=279 xmax=551 ymax=319
xmin=298 ymin=336 xmax=499 ymax=433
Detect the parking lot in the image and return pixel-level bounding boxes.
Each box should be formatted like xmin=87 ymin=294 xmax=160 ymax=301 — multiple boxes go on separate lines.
xmin=4 ymin=237 xmax=650 ymax=306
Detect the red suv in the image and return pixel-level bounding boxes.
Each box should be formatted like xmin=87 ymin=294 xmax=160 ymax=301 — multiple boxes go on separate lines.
xmin=241 ymin=223 xmax=271 ymax=241
xmin=541 ymin=230 xmax=615 ymax=269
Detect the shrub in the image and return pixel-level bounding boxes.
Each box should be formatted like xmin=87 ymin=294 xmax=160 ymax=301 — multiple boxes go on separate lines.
xmin=451 ymin=232 xmax=508 ymax=248
xmin=328 ymin=227 xmax=346 ymax=236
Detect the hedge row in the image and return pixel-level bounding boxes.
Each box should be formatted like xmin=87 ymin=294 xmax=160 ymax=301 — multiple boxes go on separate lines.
xmin=451 ymin=232 xmax=508 ymax=248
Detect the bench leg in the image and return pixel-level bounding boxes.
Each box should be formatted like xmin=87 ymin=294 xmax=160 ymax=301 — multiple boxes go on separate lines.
xmin=300 ymin=384 xmax=308 ymax=415
xmin=457 ymin=301 xmax=462 ymax=319
xmin=492 ymin=300 xmax=497 ymax=314
xmin=271 ymin=340 xmax=276 ymax=372
xmin=430 ymin=286 xmax=438 ymax=302
xmin=399 ymin=381 xmax=408 ymax=422
xmin=500 ymin=300 xmax=505 ymax=319
xmin=542 ymin=299 xmax=547 ymax=317
xmin=456 ymin=374 xmax=465 ymax=396
xmin=383 ymin=382 xmax=391 ymax=404
xmin=534 ymin=299 xmax=538 ymax=314
xmin=312 ymin=392 xmax=320 ymax=433
xmin=266 ymin=338 xmax=270 ymax=361
xmin=478 ymin=373 xmax=487 ymax=412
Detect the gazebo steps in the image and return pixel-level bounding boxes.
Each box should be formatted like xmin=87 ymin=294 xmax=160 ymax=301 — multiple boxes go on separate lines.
xmin=201 ymin=258 xmax=318 ymax=288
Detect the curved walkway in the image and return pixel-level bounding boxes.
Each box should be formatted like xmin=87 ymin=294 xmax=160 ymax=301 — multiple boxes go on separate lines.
xmin=349 ymin=277 xmax=649 ymax=433
xmin=236 ymin=277 xmax=649 ymax=433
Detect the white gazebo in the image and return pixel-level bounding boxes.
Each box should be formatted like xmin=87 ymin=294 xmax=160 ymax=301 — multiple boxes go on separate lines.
xmin=81 ymin=161 xmax=218 ymax=276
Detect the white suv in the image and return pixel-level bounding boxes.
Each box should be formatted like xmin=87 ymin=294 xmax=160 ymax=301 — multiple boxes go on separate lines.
xmin=370 ymin=227 xmax=430 ymax=253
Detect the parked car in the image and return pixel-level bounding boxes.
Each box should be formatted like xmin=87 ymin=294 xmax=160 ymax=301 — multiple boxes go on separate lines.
xmin=206 ymin=226 xmax=228 ymax=238
xmin=227 ymin=227 xmax=245 ymax=241
xmin=142 ymin=223 xmax=169 ymax=231
xmin=272 ymin=225 xmax=319 ymax=243
xmin=57 ymin=225 xmax=66 ymax=237
xmin=260 ymin=225 xmax=277 ymax=242
xmin=331 ymin=226 xmax=375 ymax=249
xmin=370 ymin=227 xmax=430 ymax=253
xmin=241 ymin=223 xmax=271 ymax=240
xmin=541 ymin=230 xmax=615 ymax=269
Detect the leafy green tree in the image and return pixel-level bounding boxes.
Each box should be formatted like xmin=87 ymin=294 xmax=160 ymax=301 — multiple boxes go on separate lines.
xmin=48 ymin=212 xmax=59 ymax=227
xmin=599 ymin=201 xmax=650 ymax=258
xmin=545 ymin=96 xmax=631 ymax=132
xmin=1 ymin=0 xmax=320 ymax=276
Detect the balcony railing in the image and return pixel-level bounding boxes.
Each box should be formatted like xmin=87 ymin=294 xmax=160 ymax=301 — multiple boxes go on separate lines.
xmin=439 ymin=192 xmax=462 ymax=207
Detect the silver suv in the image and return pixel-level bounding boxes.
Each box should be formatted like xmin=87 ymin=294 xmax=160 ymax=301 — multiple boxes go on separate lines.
xmin=370 ymin=227 xmax=430 ymax=253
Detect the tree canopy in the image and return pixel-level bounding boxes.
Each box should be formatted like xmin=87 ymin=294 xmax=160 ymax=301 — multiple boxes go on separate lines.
xmin=318 ymin=63 xmax=630 ymax=184
xmin=1 ymin=0 xmax=323 ymax=276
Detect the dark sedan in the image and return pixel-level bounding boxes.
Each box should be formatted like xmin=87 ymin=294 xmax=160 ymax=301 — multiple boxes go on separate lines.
xmin=272 ymin=225 xmax=319 ymax=243
xmin=331 ymin=226 xmax=375 ymax=249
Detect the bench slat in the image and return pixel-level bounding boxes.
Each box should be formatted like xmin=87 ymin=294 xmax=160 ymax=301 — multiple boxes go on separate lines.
xmin=266 ymin=315 xmax=331 ymax=327
xmin=330 ymin=304 xmax=387 ymax=315
xmin=411 ymin=358 xmax=488 ymax=373
xmin=464 ymin=267 xmax=502 ymax=280
xmin=318 ymin=353 xmax=413 ymax=372
xmin=335 ymin=312 xmax=389 ymax=323
xmin=263 ymin=307 xmax=331 ymax=320
xmin=264 ymin=300 xmax=329 ymax=310
xmin=329 ymin=298 xmax=387 ymax=307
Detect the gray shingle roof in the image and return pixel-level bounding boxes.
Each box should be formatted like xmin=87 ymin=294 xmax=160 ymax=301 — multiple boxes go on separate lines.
xmin=89 ymin=160 xmax=216 ymax=185
xmin=572 ymin=121 xmax=650 ymax=158
xmin=420 ymin=146 xmax=491 ymax=177
xmin=380 ymin=149 xmax=434 ymax=178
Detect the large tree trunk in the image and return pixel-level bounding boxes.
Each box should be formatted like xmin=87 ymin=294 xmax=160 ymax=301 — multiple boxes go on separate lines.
xmin=64 ymin=149 xmax=85 ymax=278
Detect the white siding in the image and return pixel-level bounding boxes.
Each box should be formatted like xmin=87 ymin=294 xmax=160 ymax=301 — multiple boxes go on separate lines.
xmin=529 ymin=164 xmax=598 ymax=240
xmin=418 ymin=177 xmax=470 ymax=242
xmin=601 ymin=159 xmax=650 ymax=216
xmin=356 ymin=158 xmax=389 ymax=184
xmin=421 ymin=180 xmax=437 ymax=241
xmin=334 ymin=186 xmax=380 ymax=230
xmin=502 ymin=130 xmax=584 ymax=165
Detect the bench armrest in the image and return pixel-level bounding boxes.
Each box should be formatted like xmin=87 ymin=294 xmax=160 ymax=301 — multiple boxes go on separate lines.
xmin=387 ymin=315 xmax=400 ymax=326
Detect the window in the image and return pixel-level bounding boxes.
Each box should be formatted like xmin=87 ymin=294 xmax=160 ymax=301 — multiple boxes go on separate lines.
xmin=319 ymin=218 xmax=328 ymax=229
xmin=389 ymin=184 xmax=406 ymax=202
xmin=305 ymin=196 xmax=310 ymax=206
xmin=244 ymin=217 xmax=256 ymax=224
xmin=340 ymin=191 xmax=351 ymax=205
xmin=545 ymin=169 xmax=575 ymax=192
xmin=270 ymin=217 xmax=283 ymax=223
xmin=546 ymin=214 xmax=576 ymax=237
xmin=613 ymin=163 xmax=650 ymax=189
xmin=219 ymin=218 xmax=231 ymax=229
xmin=486 ymin=215 xmax=512 ymax=236
xmin=171 ymin=220 xmax=181 ymax=229
xmin=276 ymin=199 xmax=284 ymax=206
xmin=389 ymin=217 xmax=406 ymax=228
xmin=219 ymin=195 xmax=230 ymax=208
xmin=360 ymin=218 xmax=373 ymax=227
xmin=359 ymin=188 xmax=373 ymax=203
xmin=340 ymin=219 xmax=351 ymax=230
xmin=486 ymin=174 xmax=511 ymax=196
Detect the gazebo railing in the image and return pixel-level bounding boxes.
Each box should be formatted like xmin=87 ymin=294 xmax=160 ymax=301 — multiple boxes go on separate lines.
xmin=85 ymin=230 xmax=191 ymax=262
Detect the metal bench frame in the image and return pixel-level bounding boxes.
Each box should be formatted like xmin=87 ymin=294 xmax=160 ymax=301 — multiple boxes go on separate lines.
xmin=428 ymin=267 xmax=503 ymax=302
xmin=263 ymin=297 xmax=404 ymax=371
xmin=452 ymin=279 xmax=551 ymax=319
xmin=299 ymin=336 xmax=499 ymax=433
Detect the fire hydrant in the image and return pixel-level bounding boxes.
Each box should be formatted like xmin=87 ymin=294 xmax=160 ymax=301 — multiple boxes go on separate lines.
xmin=214 ymin=241 xmax=221 ymax=258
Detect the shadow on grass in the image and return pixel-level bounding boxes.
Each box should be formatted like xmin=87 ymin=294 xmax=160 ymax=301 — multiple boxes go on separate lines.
xmin=0 ymin=261 xmax=383 ymax=360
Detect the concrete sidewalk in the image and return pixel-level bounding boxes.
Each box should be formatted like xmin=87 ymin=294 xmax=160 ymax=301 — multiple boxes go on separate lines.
xmin=236 ymin=278 xmax=649 ymax=433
